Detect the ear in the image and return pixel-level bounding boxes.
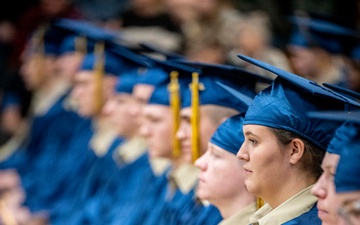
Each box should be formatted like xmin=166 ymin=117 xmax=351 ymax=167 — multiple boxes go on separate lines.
xmin=289 ymin=138 xmax=305 ymax=165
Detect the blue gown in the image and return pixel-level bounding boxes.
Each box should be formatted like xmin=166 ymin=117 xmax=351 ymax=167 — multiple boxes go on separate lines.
xmin=50 ymin=136 xmax=123 ymax=225
xmin=281 ymin=204 xmax=321 ymax=225
xmin=19 ymin=92 xmax=96 ymax=214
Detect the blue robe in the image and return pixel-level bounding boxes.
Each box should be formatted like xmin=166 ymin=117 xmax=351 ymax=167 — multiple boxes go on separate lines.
xmin=50 ymin=136 xmax=123 ymax=225
xmin=19 ymin=92 xmax=96 ymax=214
xmin=281 ymin=204 xmax=321 ymax=225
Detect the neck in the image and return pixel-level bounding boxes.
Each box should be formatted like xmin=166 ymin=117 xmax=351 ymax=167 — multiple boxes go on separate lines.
xmin=263 ymin=172 xmax=316 ymax=208
xmin=216 ymin=190 xmax=255 ymax=219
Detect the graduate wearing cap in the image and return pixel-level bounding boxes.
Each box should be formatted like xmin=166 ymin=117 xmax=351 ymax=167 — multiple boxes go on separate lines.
xmin=306 ymin=110 xmax=360 ymax=225
xmin=0 ymin=23 xmax=95 ymax=225
xmin=328 ymin=112 xmax=360 ymax=225
xmin=286 ymin=14 xmax=355 ymax=86
xmin=229 ymin=54 xmax=360 ymax=225
xmin=85 ymin=68 xmax=165 ymax=225
xmin=51 ymin=41 xmax=156 ymax=224
xmin=158 ymin=60 xmax=271 ymax=225
xmin=195 ymin=113 xmax=256 ymax=225
xmin=137 ymin=60 xmax=199 ymax=225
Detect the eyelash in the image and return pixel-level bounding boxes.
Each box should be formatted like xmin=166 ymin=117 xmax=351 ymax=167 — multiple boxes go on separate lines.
xmin=248 ymin=138 xmax=257 ymax=145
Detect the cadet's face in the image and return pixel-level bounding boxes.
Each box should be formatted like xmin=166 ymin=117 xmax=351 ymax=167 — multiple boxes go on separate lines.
xmin=337 ymin=192 xmax=360 ymax=225
xmin=195 ymin=143 xmax=246 ymax=205
xmin=238 ymin=125 xmax=288 ymax=198
xmin=176 ymin=107 xmax=220 ymax=162
xmin=102 ymin=93 xmax=135 ymax=137
xmin=129 ymin=84 xmax=155 ymax=124
xmin=20 ymin=54 xmax=56 ymax=90
xmin=55 ymin=52 xmax=83 ymax=83
xmin=71 ymin=71 xmax=96 ymax=117
xmin=140 ymin=105 xmax=172 ymax=158
xmin=311 ymin=153 xmax=341 ymax=225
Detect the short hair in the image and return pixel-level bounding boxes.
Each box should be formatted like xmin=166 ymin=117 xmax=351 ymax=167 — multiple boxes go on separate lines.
xmin=269 ymin=128 xmax=325 ymax=180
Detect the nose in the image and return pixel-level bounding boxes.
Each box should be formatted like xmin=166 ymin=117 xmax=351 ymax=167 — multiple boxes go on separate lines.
xmin=139 ymin=123 xmax=150 ymax=138
xmin=311 ymin=174 xmax=326 ymax=199
xmin=195 ymin=152 xmax=207 ymax=171
xmin=237 ymin=143 xmax=249 ymax=161
xmin=102 ymin=99 xmax=115 ymax=116
xmin=176 ymin=121 xmax=188 ymax=141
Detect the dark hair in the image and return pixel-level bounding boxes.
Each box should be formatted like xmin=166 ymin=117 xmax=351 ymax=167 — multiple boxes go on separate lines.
xmin=269 ymin=128 xmax=325 ymax=180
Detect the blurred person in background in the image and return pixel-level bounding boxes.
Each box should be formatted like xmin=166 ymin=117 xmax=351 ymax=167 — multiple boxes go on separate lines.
xmin=228 ymin=11 xmax=292 ymax=80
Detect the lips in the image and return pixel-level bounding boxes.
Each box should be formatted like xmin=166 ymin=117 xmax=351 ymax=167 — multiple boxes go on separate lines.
xmin=317 ymin=209 xmax=328 ymax=220
xmin=243 ymin=166 xmax=252 ymax=174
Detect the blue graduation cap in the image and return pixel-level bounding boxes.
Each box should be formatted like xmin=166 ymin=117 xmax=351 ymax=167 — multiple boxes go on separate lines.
xmin=210 ymin=113 xmax=246 ymax=155
xmin=24 ymin=24 xmax=64 ymax=57
xmin=115 ymin=73 xmax=141 ymax=94
xmin=175 ymin=60 xmax=273 ymax=113
xmin=288 ymin=15 xmax=357 ymax=54
xmin=234 ymin=54 xmax=360 ymax=151
xmin=147 ymin=60 xmax=197 ymax=106
xmin=323 ymin=83 xmax=360 ymax=102
xmin=52 ymin=18 xmax=120 ymax=42
xmin=52 ymin=18 xmax=123 ymax=56
xmin=80 ymin=40 xmax=152 ymax=77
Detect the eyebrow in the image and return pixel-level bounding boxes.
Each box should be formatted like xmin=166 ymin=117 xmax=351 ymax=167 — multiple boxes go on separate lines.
xmin=244 ymin=131 xmax=260 ymax=138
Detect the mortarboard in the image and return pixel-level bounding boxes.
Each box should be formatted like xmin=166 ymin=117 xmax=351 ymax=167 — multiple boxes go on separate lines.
xmin=288 ymin=15 xmax=357 ymax=54
xmin=233 ymin=54 xmax=360 ymax=151
xmin=210 ymin=113 xmax=246 ymax=155
xmin=174 ymin=60 xmax=272 ymax=113
xmin=323 ymin=83 xmax=360 ymax=102
xmin=52 ymin=18 xmax=124 ymax=56
xmin=146 ymin=59 xmax=196 ymax=106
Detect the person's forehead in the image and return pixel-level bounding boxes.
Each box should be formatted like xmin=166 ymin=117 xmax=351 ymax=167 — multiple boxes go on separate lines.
xmin=180 ymin=107 xmax=191 ymax=117
xmin=144 ymin=104 xmax=169 ymax=116
xmin=74 ymin=71 xmax=94 ymax=81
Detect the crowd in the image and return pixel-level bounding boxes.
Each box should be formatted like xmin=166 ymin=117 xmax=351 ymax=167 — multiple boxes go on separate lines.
xmin=0 ymin=0 xmax=359 ymax=225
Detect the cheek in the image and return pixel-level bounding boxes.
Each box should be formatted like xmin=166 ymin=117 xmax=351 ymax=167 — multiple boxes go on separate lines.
xmin=208 ymin=161 xmax=244 ymax=194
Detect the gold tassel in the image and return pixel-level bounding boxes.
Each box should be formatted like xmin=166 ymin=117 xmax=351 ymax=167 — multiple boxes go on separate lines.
xmin=256 ymin=197 xmax=265 ymax=209
xmin=190 ymin=72 xmax=201 ymax=163
xmin=93 ymin=41 xmax=105 ymax=115
xmin=168 ymin=71 xmax=181 ymax=158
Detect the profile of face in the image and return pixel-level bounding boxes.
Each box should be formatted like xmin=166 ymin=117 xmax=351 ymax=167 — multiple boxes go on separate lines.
xmin=337 ymin=192 xmax=360 ymax=225
xmin=238 ymin=125 xmax=291 ymax=198
xmin=287 ymin=45 xmax=317 ymax=79
xmin=176 ymin=106 xmax=220 ymax=163
xmin=129 ymin=84 xmax=155 ymax=125
xmin=311 ymin=152 xmax=341 ymax=225
xmin=102 ymin=93 xmax=136 ymax=138
xmin=71 ymin=71 xmax=116 ymax=117
xmin=20 ymin=54 xmax=56 ymax=90
xmin=55 ymin=52 xmax=84 ymax=83
xmin=140 ymin=104 xmax=173 ymax=158
xmin=195 ymin=143 xmax=246 ymax=205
